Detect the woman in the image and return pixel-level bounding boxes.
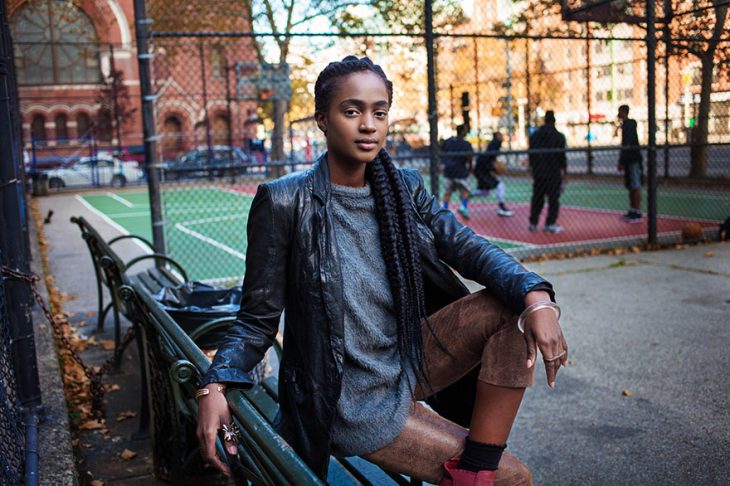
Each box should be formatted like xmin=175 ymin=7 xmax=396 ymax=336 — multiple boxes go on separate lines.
xmin=197 ymin=56 xmax=568 ymax=486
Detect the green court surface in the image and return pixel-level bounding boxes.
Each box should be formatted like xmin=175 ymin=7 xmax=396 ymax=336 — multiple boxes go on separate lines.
xmin=80 ymin=179 xmax=727 ymax=282
xmin=81 ymin=187 xmax=254 ymax=282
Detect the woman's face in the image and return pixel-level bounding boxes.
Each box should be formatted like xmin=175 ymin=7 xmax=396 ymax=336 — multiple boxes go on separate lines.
xmin=316 ymin=71 xmax=389 ymax=170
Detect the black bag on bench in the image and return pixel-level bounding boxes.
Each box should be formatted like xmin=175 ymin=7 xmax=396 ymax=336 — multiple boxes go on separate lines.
xmin=153 ymin=281 xmax=241 ymax=349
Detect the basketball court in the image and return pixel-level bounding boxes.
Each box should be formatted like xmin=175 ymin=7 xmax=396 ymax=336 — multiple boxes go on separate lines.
xmin=76 ymin=178 xmax=726 ymax=282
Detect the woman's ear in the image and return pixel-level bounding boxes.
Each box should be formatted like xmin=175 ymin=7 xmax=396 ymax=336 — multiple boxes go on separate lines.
xmin=315 ymin=112 xmax=328 ymax=135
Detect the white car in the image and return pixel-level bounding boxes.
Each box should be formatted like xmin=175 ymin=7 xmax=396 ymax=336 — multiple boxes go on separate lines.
xmin=46 ymin=154 xmax=144 ymax=189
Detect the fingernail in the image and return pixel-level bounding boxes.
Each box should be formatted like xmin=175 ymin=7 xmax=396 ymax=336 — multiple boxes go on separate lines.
xmin=549 ymin=381 xmax=555 ymax=388
xmin=526 ymin=359 xmax=533 ymax=368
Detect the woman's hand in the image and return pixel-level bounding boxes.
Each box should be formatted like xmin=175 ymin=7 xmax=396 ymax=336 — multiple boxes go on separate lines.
xmin=523 ymin=291 xmax=568 ymax=388
xmin=196 ymin=383 xmax=237 ymax=477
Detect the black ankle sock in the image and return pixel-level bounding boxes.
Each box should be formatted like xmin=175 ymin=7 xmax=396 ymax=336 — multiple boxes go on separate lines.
xmin=459 ymin=438 xmax=506 ymax=472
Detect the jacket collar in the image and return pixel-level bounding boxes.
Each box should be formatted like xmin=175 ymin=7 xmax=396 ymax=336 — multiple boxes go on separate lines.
xmin=311 ymin=152 xmax=330 ymax=204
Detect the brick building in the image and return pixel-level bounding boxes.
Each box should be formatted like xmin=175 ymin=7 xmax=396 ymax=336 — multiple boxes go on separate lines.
xmin=8 ymin=0 xmax=259 ymax=162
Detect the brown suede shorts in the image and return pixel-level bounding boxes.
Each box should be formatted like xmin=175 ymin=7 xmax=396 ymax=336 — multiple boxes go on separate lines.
xmin=362 ymin=289 xmax=534 ymax=485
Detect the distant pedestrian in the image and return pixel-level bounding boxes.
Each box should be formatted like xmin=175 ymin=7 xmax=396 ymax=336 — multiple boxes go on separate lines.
xmin=617 ymin=105 xmax=643 ymax=223
xmin=441 ymin=124 xmax=473 ymax=219
xmin=528 ymin=111 xmax=567 ymax=233
xmin=473 ymin=132 xmax=514 ymax=217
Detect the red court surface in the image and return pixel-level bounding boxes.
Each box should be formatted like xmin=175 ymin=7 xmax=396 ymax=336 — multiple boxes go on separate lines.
xmin=453 ymin=202 xmax=718 ymax=247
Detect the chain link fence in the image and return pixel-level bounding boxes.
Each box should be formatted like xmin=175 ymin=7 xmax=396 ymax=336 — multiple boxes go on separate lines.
xmin=0 ymin=264 xmax=25 ymax=486
xmin=12 ymin=1 xmax=730 ymax=282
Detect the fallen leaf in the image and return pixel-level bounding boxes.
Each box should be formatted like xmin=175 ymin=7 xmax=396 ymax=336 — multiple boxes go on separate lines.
xmin=105 ymin=384 xmax=121 ymax=393
xmin=90 ymin=480 xmax=104 ymax=486
xmin=83 ymin=443 xmax=92 ymax=449
xmin=98 ymin=339 xmax=116 ymax=351
xmin=80 ymin=419 xmax=105 ymax=430
xmin=85 ymin=311 xmax=96 ymax=318
xmin=120 ymin=449 xmax=137 ymax=461
xmin=115 ymin=410 xmax=137 ymax=422
xmin=621 ymin=389 xmax=634 ymax=397
xmin=704 ymin=251 xmax=714 ymax=257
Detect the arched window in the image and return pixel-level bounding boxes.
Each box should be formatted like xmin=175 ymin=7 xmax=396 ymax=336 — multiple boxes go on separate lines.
xmin=76 ymin=112 xmax=92 ymax=139
xmin=31 ymin=114 xmax=46 ymax=141
xmin=55 ymin=113 xmax=69 ymax=142
xmin=212 ymin=113 xmax=231 ymax=146
xmin=12 ymin=0 xmax=100 ymax=85
xmin=162 ymin=115 xmax=184 ymax=159
xmin=97 ymin=109 xmax=113 ymax=142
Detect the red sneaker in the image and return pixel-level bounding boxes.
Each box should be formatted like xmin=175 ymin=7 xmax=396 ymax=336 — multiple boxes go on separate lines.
xmin=440 ymin=458 xmax=496 ymax=486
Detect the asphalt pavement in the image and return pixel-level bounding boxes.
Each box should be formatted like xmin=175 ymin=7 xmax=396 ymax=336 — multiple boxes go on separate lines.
xmin=33 ymin=191 xmax=729 ymax=485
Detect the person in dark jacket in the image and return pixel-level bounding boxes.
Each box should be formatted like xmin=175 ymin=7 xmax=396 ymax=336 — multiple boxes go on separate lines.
xmin=441 ymin=124 xmax=474 ymax=219
xmin=197 ymin=56 xmax=568 ymax=486
xmin=528 ymin=111 xmax=568 ymax=233
xmin=473 ymin=132 xmax=514 ymax=217
xmin=617 ymin=104 xmax=643 ymax=223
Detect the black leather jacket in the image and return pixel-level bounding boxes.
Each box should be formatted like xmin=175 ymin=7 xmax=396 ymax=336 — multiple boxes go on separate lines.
xmin=202 ymin=154 xmax=553 ymax=477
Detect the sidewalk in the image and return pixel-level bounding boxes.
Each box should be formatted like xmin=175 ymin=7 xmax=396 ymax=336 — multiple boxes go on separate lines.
xmin=33 ymin=191 xmax=729 ymax=485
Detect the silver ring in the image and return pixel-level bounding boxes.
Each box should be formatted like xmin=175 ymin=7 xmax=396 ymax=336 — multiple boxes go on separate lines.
xmin=544 ymin=350 xmax=566 ymax=362
xmin=221 ymin=423 xmax=241 ymax=443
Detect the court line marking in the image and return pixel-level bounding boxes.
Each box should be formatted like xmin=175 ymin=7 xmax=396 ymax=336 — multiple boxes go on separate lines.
xmin=106 ymin=192 xmax=134 ymax=208
xmin=75 ymin=195 xmax=152 ymax=254
xmin=180 ymin=214 xmax=245 ymax=226
xmin=174 ymin=223 xmax=246 ymax=261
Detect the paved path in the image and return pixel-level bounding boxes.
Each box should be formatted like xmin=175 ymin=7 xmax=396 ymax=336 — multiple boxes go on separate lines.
xmin=35 ymin=192 xmax=729 ymax=485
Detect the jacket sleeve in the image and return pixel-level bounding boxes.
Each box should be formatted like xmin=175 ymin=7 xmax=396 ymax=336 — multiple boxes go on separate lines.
xmin=200 ymin=183 xmax=290 ymax=387
xmin=402 ymin=169 xmax=554 ymax=313
xmin=559 ymin=133 xmax=568 ymax=171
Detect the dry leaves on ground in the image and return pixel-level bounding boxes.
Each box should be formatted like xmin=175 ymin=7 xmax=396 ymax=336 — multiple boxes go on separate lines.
xmin=98 ymin=339 xmax=116 ymax=351
xmin=80 ymin=419 xmax=105 ymax=431
xmin=90 ymin=480 xmax=104 ymax=486
xmin=105 ymin=383 xmax=121 ymax=393
xmin=622 ymin=389 xmax=634 ymax=397
xmin=120 ymin=449 xmax=137 ymax=461
xmin=115 ymin=410 xmax=137 ymax=422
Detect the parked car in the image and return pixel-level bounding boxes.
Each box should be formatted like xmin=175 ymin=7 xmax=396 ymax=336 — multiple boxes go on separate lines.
xmin=24 ymin=154 xmax=74 ymax=173
xmin=45 ymin=154 xmax=144 ymax=189
xmin=162 ymin=146 xmax=252 ymax=180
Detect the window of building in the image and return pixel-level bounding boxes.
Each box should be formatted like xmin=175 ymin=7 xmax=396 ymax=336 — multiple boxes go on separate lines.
xmin=11 ymin=0 xmax=100 ymax=85
xmin=97 ymin=109 xmax=113 ymax=142
xmin=76 ymin=113 xmax=92 ymax=139
xmin=210 ymin=45 xmax=226 ymax=80
xmin=55 ymin=113 xmax=69 ymax=142
xmin=212 ymin=113 xmax=231 ymax=145
xmin=31 ymin=114 xmax=47 ymax=141
xmin=162 ymin=115 xmax=184 ymax=159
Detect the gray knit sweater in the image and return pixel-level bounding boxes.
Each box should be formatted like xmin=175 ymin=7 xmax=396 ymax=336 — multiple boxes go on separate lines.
xmin=328 ymin=182 xmax=414 ymax=457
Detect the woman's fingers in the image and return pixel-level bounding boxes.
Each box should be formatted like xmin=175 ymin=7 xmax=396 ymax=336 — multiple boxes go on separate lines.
xmin=524 ymin=330 xmax=537 ymax=369
xmin=525 ymin=308 xmax=568 ymax=387
xmin=196 ymin=395 xmax=234 ymax=477
xmin=201 ymin=424 xmax=231 ymax=477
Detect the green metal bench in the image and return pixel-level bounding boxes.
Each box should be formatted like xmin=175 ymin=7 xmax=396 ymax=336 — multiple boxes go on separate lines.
xmin=125 ymin=281 xmax=425 ymax=486
xmin=73 ymin=217 xmax=424 ymax=485
xmin=70 ymin=215 xmax=188 ymax=367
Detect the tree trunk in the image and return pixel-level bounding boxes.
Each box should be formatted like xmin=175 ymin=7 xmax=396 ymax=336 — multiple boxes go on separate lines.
xmin=689 ymin=54 xmax=714 ymax=177
xmin=270 ymin=98 xmax=287 ymax=178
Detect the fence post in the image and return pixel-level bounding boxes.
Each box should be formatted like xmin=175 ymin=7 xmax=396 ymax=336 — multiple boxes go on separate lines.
xmin=0 ymin=0 xmax=42 ymax=412
xmin=133 ymin=0 xmax=166 ymax=254
xmin=425 ymin=0 xmax=440 ymax=198
xmin=646 ymin=0 xmax=658 ymax=246
xmin=663 ymin=0 xmax=672 ymax=179
xmin=586 ymin=25 xmax=594 ymax=175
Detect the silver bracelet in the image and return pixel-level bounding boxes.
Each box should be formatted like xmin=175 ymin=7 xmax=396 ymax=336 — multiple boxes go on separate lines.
xmin=517 ymin=301 xmax=561 ymax=333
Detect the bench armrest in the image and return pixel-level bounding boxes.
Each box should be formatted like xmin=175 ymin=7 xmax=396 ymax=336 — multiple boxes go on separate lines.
xmin=125 ymin=254 xmax=189 ymax=282
xmin=188 ymin=316 xmax=237 ymax=342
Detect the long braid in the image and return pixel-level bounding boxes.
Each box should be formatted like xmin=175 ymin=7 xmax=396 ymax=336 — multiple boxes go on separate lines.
xmin=315 ymin=56 xmax=428 ymax=379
